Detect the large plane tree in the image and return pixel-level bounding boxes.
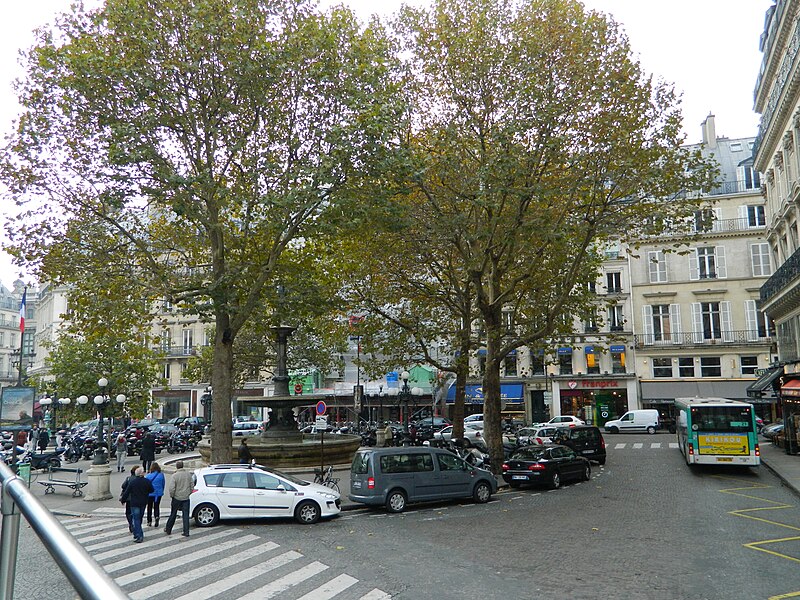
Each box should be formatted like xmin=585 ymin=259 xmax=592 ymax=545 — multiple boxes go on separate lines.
xmin=1 ymin=0 xmax=406 ymax=462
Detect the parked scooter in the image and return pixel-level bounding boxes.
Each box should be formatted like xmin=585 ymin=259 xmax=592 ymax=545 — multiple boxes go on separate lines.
xmin=19 ymin=447 xmax=66 ymax=471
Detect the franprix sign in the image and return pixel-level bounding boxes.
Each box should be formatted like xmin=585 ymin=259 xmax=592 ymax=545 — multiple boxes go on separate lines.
xmin=567 ymin=380 xmax=620 ymax=389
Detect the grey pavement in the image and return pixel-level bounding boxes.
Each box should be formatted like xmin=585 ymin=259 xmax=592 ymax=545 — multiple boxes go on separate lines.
xmin=758 ymin=436 xmax=800 ymax=498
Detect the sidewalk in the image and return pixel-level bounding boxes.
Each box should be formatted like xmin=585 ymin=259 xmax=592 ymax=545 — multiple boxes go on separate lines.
xmin=759 ymin=439 xmax=800 ymax=499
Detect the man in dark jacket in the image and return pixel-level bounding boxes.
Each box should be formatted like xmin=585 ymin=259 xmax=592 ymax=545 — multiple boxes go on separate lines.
xmin=120 ymin=466 xmax=154 ymax=543
xmin=140 ymin=432 xmax=156 ymax=471
xmin=238 ymin=438 xmax=253 ymax=464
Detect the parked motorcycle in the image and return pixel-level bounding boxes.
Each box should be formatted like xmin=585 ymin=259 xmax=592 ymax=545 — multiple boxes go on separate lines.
xmin=19 ymin=447 xmax=66 ymax=471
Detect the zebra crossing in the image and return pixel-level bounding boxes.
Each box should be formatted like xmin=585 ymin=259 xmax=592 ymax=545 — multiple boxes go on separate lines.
xmin=60 ymin=516 xmax=391 ymax=600
xmin=610 ymin=441 xmax=679 ymax=450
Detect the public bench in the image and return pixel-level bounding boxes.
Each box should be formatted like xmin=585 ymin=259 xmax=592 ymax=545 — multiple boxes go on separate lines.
xmin=39 ymin=467 xmax=87 ymax=497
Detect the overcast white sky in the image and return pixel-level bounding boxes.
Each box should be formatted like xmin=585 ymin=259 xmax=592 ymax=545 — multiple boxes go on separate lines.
xmin=0 ymin=0 xmax=775 ymax=289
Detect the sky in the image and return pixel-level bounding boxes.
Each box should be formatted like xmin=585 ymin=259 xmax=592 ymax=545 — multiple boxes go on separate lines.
xmin=0 ymin=0 xmax=775 ymax=290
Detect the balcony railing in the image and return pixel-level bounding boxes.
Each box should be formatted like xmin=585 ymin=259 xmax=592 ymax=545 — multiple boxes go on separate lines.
xmin=155 ymin=345 xmax=198 ymax=357
xmin=695 ymin=217 xmax=765 ymax=233
xmin=634 ymin=330 xmax=773 ymax=348
xmin=761 ymin=246 xmax=800 ymax=304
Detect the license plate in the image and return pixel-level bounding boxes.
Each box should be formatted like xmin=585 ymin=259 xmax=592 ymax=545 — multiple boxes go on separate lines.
xmin=512 ymin=475 xmax=527 ymax=480
xmin=716 ymin=457 xmax=733 ymax=462
xmin=581 ymin=450 xmax=594 ymax=454
xmin=352 ymin=481 xmax=362 ymax=488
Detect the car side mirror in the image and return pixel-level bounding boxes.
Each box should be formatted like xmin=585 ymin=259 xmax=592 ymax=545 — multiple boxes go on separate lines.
xmin=276 ymin=484 xmax=286 ymax=492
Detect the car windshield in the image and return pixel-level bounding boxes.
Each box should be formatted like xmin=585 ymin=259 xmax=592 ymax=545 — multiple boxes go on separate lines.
xmin=512 ymin=447 xmax=548 ymax=461
xmin=269 ymin=468 xmax=311 ymax=487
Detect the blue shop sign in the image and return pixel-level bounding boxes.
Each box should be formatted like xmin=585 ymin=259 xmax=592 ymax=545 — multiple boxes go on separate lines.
xmin=446 ymin=383 xmax=524 ymax=404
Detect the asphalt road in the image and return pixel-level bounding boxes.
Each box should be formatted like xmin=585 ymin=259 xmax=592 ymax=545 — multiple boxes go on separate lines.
xmin=6 ymin=432 xmax=800 ymax=599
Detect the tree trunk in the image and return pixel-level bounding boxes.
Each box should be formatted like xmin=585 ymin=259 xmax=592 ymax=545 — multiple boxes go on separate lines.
xmin=482 ymin=353 xmax=503 ymax=473
xmin=210 ymin=322 xmax=234 ymax=464
xmin=451 ymin=337 xmax=471 ymax=439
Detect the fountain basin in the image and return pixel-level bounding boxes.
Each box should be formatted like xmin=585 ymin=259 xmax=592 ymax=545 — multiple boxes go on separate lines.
xmin=197 ymin=434 xmax=361 ymax=469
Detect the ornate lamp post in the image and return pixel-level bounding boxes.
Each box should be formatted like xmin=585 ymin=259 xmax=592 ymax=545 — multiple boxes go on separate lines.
xmin=200 ymin=386 xmax=213 ymax=423
xmin=38 ymin=396 xmax=71 ymax=445
xmin=78 ymin=378 xmax=125 ymax=501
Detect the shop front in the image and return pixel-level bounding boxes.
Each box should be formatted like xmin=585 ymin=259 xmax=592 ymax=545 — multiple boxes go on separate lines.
xmin=552 ymin=375 xmax=636 ymax=427
xmin=779 ymin=379 xmax=800 ymax=455
xmin=445 ymin=382 xmax=525 ymax=418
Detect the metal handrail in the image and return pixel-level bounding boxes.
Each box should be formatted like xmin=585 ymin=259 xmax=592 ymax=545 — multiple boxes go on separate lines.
xmin=0 ymin=461 xmax=127 ymax=600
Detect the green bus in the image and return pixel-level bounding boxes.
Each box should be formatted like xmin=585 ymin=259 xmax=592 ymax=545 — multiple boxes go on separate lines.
xmin=674 ymin=397 xmax=760 ymax=467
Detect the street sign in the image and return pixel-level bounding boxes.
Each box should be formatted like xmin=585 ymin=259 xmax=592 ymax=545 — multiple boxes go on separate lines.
xmin=294 ymin=383 xmax=303 ymax=395
xmin=315 ymin=415 xmax=328 ymax=430
xmin=315 ymin=401 xmax=327 ymax=416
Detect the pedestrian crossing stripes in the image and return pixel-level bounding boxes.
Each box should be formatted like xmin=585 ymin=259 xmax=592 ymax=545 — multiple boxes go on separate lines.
xmin=59 ymin=517 xmax=391 ymax=600
xmin=611 ymin=442 xmax=679 ymax=450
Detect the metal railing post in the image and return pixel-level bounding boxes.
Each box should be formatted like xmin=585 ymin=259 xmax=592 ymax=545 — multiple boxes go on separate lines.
xmin=0 ymin=473 xmax=21 ymax=600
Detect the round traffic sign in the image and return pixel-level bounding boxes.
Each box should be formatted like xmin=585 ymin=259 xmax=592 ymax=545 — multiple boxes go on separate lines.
xmin=315 ymin=401 xmax=327 ymax=416
xmin=294 ymin=383 xmax=303 ymax=394
xmin=601 ymin=411 xmax=608 ymax=418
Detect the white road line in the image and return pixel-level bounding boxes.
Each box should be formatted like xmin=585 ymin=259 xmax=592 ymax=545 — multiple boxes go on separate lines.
xmin=114 ymin=534 xmax=260 ymax=583
xmin=614 ymin=443 xmax=626 ymax=449
xmin=236 ymin=561 xmax=329 ymax=600
xmin=90 ymin=525 xmax=222 ymax=554
xmin=651 ymin=443 xmax=662 ymax=449
xmin=102 ymin=529 xmax=239 ymax=573
xmin=171 ymin=551 xmax=302 ymax=600
xmin=632 ymin=443 xmax=643 ymax=449
xmin=359 ymin=589 xmax=392 ymax=600
xmin=62 ymin=519 xmax=120 ymax=533
xmin=669 ymin=442 xmax=679 ymax=449
xmin=91 ymin=507 xmax=126 ymax=516
xmin=73 ymin=527 xmax=127 ymax=544
xmin=128 ymin=541 xmax=280 ymax=599
xmin=293 ymin=573 xmax=359 ymax=600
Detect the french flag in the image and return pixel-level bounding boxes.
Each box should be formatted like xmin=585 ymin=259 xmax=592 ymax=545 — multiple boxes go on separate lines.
xmin=18 ymin=288 xmax=26 ymax=333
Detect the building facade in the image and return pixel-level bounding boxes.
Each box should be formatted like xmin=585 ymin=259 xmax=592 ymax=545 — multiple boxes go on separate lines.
xmin=753 ymin=0 xmax=800 ymax=452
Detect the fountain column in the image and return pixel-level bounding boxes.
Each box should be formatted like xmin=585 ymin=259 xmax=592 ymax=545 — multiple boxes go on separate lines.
xmin=261 ymin=325 xmax=302 ymax=443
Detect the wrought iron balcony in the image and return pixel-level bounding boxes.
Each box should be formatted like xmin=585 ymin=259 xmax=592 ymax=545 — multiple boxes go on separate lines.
xmin=761 ymin=246 xmax=800 ymax=304
xmin=634 ymin=330 xmax=773 ymax=349
xmin=154 ymin=345 xmax=198 ymax=357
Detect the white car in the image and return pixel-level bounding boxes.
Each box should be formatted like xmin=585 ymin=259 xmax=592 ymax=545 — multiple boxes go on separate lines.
xmin=532 ymin=416 xmax=585 ymax=429
xmin=190 ymin=464 xmax=341 ymax=526
xmin=463 ymin=414 xmax=484 ymax=428
xmin=232 ymin=421 xmax=262 ymax=437
xmin=431 ymin=424 xmax=485 ymax=445
xmin=516 ymin=426 xmax=559 ymax=446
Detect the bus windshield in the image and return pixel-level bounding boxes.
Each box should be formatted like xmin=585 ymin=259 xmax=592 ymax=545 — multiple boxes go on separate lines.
xmin=690 ymin=405 xmax=753 ymax=433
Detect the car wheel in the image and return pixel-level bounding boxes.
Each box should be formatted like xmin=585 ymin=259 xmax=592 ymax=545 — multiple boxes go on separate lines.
xmin=385 ymin=489 xmax=407 ymax=513
xmin=550 ymin=470 xmax=561 ymax=489
xmin=194 ymin=503 xmax=220 ymax=527
xmin=597 ymin=458 xmax=606 ymax=466
xmin=582 ymin=464 xmax=591 ymax=481
xmin=609 ymin=426 xmax=619 ymax=434
xmin=646 ymin=426 xmax=656 ymax=435
xmin=473 ymin=481 xmax=492 ymax=503
xmin=295 ymin=500 xmax=321 ymax=525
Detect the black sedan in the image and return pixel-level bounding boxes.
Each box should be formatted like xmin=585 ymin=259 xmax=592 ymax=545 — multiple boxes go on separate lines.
xmin=501 ymin=444 xmax=591 ymax=489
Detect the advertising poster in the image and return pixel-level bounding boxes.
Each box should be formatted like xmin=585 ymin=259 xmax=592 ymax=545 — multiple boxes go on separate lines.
xmin=698 ymin=434 xmax=749 ymax=455
xmin=0 ymin=387 xmax=36 ymax=425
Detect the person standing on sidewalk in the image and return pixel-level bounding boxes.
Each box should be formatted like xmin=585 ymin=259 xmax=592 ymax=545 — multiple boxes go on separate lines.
xmin=164 ymin=460 xmax=192 ymax=537
xmin=115 ymin=433 xmax=127 ymax=472
xmin=238 ymin=438 xmax=253 ymax=464
xmin=146 ymin=462 xmax=165 ymax=528
xmin=140 ymin=432 xmax=156 ymax=472
xmin=29 ymin=425 xmax=39 ymax=453
xmin=120 ymin=466 xmax=153 ymax=543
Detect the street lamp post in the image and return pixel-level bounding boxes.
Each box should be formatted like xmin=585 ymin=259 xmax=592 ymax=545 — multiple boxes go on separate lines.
xmin=200 ymin=386 xmax=213 ymax=424
xmin=37 ymin=396 xmax=71 ymax=446
xmin=399 ymin=371 xmax=411 ymax=434
xmin=78 ymin=378 xmax=125 ymax=502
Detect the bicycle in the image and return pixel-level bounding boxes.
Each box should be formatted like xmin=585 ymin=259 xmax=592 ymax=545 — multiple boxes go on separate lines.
xmin=312 ymin=465 xmax=340 ymax=493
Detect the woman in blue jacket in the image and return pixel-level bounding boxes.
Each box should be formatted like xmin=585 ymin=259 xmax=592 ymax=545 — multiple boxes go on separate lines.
xmin=145 ymin=462 xmax=165 ymax=527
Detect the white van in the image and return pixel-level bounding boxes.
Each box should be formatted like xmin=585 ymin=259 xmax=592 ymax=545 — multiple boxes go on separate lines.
xmin=603 ymin=409 xmax=660 ymax=434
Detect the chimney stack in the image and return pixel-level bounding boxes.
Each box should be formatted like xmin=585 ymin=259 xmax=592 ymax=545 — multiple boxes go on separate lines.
xmin=701 ymin=113 xmax=716 ymax=149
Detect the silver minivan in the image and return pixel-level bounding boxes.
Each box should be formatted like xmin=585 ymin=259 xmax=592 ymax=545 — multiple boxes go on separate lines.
xmin=348 ymin=447 xmax=497 ymax=513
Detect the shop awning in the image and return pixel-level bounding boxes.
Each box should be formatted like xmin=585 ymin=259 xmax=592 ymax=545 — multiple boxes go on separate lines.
xmin=746 ymin=367 xmax=783 ymax=398
xmin=781 ymin=379 xmax=800 ymax=398
xmin=446 ymin=383 xmax=524 ymax=404
xmin=640 ymin=380 xmax=761 ymax=402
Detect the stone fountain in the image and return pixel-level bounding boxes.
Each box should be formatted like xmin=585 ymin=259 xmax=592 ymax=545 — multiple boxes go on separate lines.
xmin=198 ymin=325 xmax=361 ymax=469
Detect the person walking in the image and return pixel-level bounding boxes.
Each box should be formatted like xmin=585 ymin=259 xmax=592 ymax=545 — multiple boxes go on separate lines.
xmin=146 ymin=462 xmax=165 ymax=528
xmin=164 ymin=460 xmax=192 ymax=537
xmin=29 ymin=425 xmax=40 ymax=453
xmin=37 ymin=428 xmax=50 ymax=452
xmin=140 ymin=432 xmax=156 ymax=472
xmin=120 ymin=466 xmax=153 ymax=543
xmin=384 ymin=423 xmax=394 ymax=447
xmin=238 ymin=438 xmax=252 ymax=464
xmin=115 ymin=433 xmax=127 ymax=472
xmin=120 ymin=466 xmax=138 ymax=533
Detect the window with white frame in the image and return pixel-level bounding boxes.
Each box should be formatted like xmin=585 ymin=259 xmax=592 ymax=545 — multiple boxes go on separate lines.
xmin=163 ymin=362 xmax=171 ymax=380
xmin=745 ymin=300 xmax=775 ymax=341
xmin=182 ymin=328 xmax=193 ymax=354
xmin=700 ymin=356 xmax=721 ymax=377
xmin=648 ymin=251 xmax=667 ymax=283
xmin=530 ymin=351 xmax=545 ymax=375
xmin=740 ymin=356 xmax=758 ymax=375
xmin=693 ymin=208 xmax=718 ymax=233
xmin=678 ymin=357 xmax=695 ymax=377
xmin=653 ymin=358 xmax=672 ymax=378
xmin=642 ymin=304 xmax=681 ymax=345
xmin=750 ymin=243 xmax=772 ymax=277
xmin=740 ymin=166 xmax=761 ymax=191
xmin=160 ymin=329 xmax=171 ymax=351
xmin=608 ymin=305 xmax=624 ymax=331
xmin=692 ymin=302 xmax=732 ymax=342
xmin=606 ymin=272 xmax=622 ymax=293
xmin=690 ymin=246 xmax=726 ymax=280
xmin=741 ymin=205 xmax=766 ymax=227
